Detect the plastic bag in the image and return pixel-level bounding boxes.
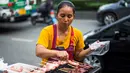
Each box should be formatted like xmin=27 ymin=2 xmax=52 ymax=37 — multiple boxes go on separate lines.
xmin=89 ymin=41 xmax=110 ymax=56
xmin=0 ymin=57 xmax=8 ymax=71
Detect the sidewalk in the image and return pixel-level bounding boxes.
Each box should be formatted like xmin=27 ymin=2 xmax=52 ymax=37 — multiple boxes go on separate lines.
xmin=75 ymin=11 xmax=97 ymax=20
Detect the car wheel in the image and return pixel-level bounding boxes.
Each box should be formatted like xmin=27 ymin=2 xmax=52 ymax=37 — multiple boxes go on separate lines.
xmin=83 ymin=55 xmax=104 ymax=73
xmin=103 ymin=13 xmax=117 ymax=25
xmin=2 ymin=13 xmax=7 ymax=19
xmin=31 ymin=17 xmax=36 ymax=26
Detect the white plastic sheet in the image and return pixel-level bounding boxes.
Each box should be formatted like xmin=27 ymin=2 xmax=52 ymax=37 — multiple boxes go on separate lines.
xmin=89 ymin=41 xmax=110 ymax=56
xmin=0 ymin=57 xmax=8 ymax=71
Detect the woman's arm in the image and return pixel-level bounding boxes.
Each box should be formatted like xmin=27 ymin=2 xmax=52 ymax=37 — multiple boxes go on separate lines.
xmin=74 ymin=48 xmax=92 ymax=61
xmin=36 ymin=44 xmax=57 ymax=58
xmin=75 ymin=40 xmax=104 ymax=61
xmin=36 ymin=44 xmax=69 ymax=60
xmin=74 ymin=29 xmax=93 ymax=61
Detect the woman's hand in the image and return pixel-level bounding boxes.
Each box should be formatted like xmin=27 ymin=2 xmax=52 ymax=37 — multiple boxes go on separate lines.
xmin=89 ymin=40 xmax=105 ymax=50
xmin=55 ymin=51 xmax=69 ymax=61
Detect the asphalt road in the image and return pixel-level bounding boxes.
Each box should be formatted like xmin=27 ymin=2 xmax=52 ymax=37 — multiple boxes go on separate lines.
xmin=0 ymin=11 xmax=101 ymax=66
xmin=75 ymin=11 xmax=97 ymax=20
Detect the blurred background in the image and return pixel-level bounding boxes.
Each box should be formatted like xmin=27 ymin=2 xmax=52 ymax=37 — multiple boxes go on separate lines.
xmin=0 ymin=0 xmax=119 ymax=65
xmin=1 ymin=0 xmax=129 ymax=73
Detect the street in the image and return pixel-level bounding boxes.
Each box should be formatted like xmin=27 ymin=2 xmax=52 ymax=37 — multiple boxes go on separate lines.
xmin=0 ymin=11 xmax=102 ymax=66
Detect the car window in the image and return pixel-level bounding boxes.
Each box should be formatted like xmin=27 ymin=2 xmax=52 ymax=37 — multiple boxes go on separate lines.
xmin=94 ymin=28 xmax=101 ymax=32
xmin=119 ymin=20 xmax=130 ymax=35
xmin=2 ymin=7 xmax=8 ymax=9
xmin=122 ymin=21 xmax=130 ymax=26
xmin=103 ymin=14 xmax=130 ymax=37
xmin=121 ymin=20 xmax=130 ymax=41
xmin=101 ymin=26 xmax=118 ymax=38
xmin=125 ymin=0 xmax=130 ymax=3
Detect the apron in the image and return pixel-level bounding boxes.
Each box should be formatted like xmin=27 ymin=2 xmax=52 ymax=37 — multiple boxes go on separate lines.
xmin=49 ymin=24 xmax=74 ymax=61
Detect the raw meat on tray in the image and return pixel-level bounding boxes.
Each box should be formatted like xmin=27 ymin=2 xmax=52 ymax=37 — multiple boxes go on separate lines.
xmin=45 ymin=60 xmax=93 ymax=73
xmin=68 ymin=63 xmax=93 ymax=73
xmin=6 ymin=63 xmax=43 ymax=73
xmin=5 ymin=60 xmax=93 ymax=73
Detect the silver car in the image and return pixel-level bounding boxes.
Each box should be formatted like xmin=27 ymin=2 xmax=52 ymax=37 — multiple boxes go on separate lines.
xmin=97 ymin=0 xmax=130 ymax=25
xmin=0 ymin=6 xmax=12 ymax=19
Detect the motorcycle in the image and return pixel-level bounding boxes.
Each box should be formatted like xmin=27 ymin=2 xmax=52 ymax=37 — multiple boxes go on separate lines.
xmin=30 ymin=1 xmax=55 ymax=26
xmin=30 ymin=11 xmax=54 ymax=26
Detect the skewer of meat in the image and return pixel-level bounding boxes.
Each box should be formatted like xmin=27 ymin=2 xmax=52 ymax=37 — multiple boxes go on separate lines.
xmin=67 ymin=60 xmax=79 ymax=66
xmin=41 ymin=60 xmax=92 ymax=73
xmin=42 ymin=60 xmax=79 ymax=72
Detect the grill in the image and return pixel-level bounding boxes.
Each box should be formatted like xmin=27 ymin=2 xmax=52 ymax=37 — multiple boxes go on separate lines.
xmin=46 ymin=63 xmax=96 ymax=73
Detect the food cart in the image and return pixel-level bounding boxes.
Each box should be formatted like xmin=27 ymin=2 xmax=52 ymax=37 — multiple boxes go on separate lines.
xmin=0 ymin=62 xmax=100 ymax=73
xmin=0 ymin=41 xmax=110 ymax=73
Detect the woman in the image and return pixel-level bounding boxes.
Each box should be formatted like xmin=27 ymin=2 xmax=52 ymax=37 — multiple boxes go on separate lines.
xmin=36 ymin=1 xmax=102 ymax=66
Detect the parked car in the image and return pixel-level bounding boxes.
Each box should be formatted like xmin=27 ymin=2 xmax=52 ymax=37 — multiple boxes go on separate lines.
xmin=0 ymin=6 xmax=12 ymax=20
xmin=83 ymin=15 xmax=130 ymax=73
xmin=97 ymin=0 xmax=130 ymax=25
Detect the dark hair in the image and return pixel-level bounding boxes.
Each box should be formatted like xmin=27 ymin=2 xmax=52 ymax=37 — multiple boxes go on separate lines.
xmin=56 ymin=0 xmax=75 ymax=15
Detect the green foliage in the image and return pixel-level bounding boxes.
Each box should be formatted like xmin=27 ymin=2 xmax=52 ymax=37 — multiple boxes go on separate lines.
xmin=54 ymin=0 xmax=119 ymax=10
xmin=0 ymin=4 xmax=8 ymax=6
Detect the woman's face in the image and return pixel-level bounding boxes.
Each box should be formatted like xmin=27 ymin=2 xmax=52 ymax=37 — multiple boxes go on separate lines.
xmin=56 ymin=6 xmax=74 ymax=27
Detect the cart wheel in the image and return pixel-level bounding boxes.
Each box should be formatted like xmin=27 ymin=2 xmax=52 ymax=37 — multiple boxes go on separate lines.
xmin=84 ymin=55 xmax=104 ymax=73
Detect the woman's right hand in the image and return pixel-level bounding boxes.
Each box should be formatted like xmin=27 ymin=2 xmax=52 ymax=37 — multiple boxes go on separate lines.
xmin=55 ymin=51 xmax=69 ymax=61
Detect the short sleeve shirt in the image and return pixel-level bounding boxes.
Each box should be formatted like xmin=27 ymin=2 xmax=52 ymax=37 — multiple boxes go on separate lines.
xmin=36 ymin=25 xmax=85 ymax=65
